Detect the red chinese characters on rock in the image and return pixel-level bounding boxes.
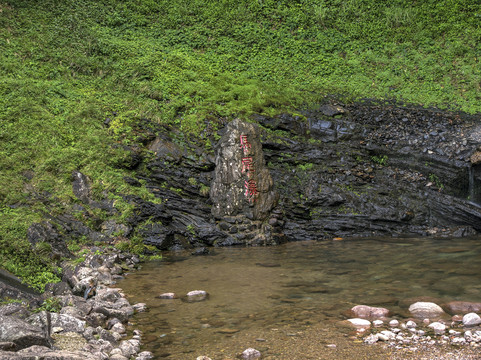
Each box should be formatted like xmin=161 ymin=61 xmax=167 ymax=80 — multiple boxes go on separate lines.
xmin=241 ymin=157 xmax=255 ymax=175
xmin=239 ymin=135 xmax=252 ymax=155
xmin=244 ymin=179 xmax=259 ymax=199
xmin=239 ymin=134 xmax=258 ymax=204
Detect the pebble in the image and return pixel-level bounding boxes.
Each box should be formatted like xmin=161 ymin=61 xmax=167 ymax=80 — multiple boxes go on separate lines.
xmin=347 ymin=318 xmax=371 ymax=327
xmin=463 ymin=313 xmax=481 ymax=326
xmin=428 ymin=322 xmax=446 ymax=335
xmin=406 ymin=320 xmax=417 ymax=328
xmin=157 ymin=292 xmax=177 ymax=299
xmin=135 ymin=352 xmax=154 ymax=360
xmin=241 ymin=348 xmax=261 ymax=360
xmin=364 ymin=334 xmax=378 ymax=344
xmin=389 ymin=319 xmax=399 ymax=327
xmin=133 ymin=303 xmax=147 ymax=312
xmin=186 ymin=290 xmax=209 ymax=302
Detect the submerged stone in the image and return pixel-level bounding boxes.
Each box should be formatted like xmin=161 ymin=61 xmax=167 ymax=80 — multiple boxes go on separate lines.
xmin=241 ymin=347 xmax=261 ymax=360
xmin=350 ymin=305 xmax=389 ymax=319
xmin=186 ymin=290 xmax=208 ymax=302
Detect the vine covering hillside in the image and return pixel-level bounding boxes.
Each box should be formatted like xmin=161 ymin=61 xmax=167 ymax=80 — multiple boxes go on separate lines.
xmin=1 ymin=0 xmax=480 ymax=290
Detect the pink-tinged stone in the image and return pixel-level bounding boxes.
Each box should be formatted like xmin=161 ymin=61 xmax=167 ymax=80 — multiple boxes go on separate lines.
xmin=443 ymin=301 xmax=481 ymax=315
xmin=350 ymin=305 xmax=390 ymax=319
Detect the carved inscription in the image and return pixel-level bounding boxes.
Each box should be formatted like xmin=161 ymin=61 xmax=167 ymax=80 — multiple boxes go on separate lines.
xmin=239 ymin=134 xmax=258 ymax=204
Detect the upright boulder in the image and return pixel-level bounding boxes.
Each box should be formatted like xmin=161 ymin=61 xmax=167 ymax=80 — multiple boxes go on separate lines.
xmin=211 ymin=119 xmax=278 ymax=221
xmin=210 ymin=119 xmax=281 ymax=245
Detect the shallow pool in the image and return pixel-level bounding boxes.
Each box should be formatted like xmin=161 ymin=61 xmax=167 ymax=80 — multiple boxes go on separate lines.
xmin=118 ymin=237 xmax=481 ymax=359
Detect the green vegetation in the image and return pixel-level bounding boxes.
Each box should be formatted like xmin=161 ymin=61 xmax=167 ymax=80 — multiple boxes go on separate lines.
xmin=297 ymin=163 xmax=315 ymax=171
xmin=1 ymin=0 xmax=481 ymax=290
xmin=371 ymin=155 xmax=389 ymax=166
xmin=429 ymin=173 xmax=445 ymax=190
xmin=34 ymin=297 xmax=62 ymax=313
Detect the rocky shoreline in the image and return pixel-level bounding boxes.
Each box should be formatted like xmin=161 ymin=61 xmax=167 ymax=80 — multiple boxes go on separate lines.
xmin=347 ymin=302 xmax=481 ymax=351
xmin=0 ymin=248 xmax=152 ymax=360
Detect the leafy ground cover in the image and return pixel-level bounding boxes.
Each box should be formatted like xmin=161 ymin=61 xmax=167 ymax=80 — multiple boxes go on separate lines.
xmin=1 ymin=0 xmax=480 ymax=290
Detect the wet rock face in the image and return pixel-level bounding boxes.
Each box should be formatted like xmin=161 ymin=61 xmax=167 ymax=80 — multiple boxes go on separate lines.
xmin=210 ymin=118 xmax=278 ymax=221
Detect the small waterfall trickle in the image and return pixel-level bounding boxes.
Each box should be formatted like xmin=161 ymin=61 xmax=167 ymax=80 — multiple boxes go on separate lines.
xmin=467 ymin=165 xmax=481 ymax=207
xmin=469 ymin=166 xmax=475 ymax=201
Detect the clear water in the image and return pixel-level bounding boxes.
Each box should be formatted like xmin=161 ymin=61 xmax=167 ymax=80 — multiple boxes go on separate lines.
xmin=118 ymin=237 xmax=481 ymax=359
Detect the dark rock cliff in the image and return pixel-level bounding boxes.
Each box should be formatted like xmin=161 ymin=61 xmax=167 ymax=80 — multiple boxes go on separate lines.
xmin=122 ymin=101 xmax=481 ymax=249
xmin=26 ymin=101 xmax=481 ymax=253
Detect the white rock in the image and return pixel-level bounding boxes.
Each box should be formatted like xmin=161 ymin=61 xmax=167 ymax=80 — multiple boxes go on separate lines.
xmin=389 ymin=319 xmax=399 ymax=327
xmin=241 ymin=348 xmax=261 ymax=360
xmin=111 ymin=323 xmax=126 ymax=334
xmin=406 ymin=320 xmax=417 ymax=328
xmin=157 ymin=292 xmax=176 ymax=299
xmin=119 ymin=339 xmax=140 ymax=358
xmin=364 ymin=334 xmax=379 ymax=344
xmin=452 ymin=337 xmax=467 ymax=345
xmin=373 ymin=320 xmax=384 ymax=327
xmin=380 ymin=330 xmax=395 ymax=340
xmin=136 ymin=351 xmax=154 ymax=360
xmin=110 ymin=348 xmax=123 ymax=356
xmin=463 ymin=313 xmax=481 ymax=327
xmin=196 ymin=357 xmax=212 ymax=360
xmin=347 ymin=318 xmax=371 ymax=327
xmin=408 ymin=302 xmax=445 ymax=318
xmin=377 ymin=333 xmax=389 ymax=341
xmin=133 ymin=303 xmax=147 ymax=312
xmin=186 ymin=290 xmax=208 ymax=302
xmin=110 ymin=354 xmax=129 ymax=360
xmin=429 ymin=322 xmax=446 ymax=335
